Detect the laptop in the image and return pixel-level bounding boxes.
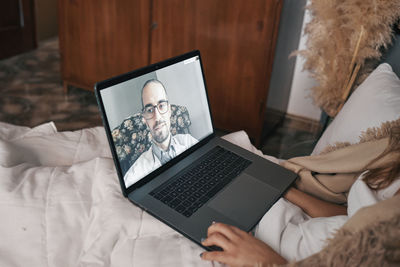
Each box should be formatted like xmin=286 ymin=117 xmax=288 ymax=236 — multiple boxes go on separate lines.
xmin=94 ymin=50 xmax=297 ymax=250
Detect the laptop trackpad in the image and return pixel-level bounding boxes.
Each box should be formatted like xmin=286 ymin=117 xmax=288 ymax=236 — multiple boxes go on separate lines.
xmin=208 ymin=173 xmax=279 ymax=227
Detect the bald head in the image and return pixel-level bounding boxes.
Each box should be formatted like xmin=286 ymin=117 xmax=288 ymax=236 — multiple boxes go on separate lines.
xmin=141 ymin=79 xmax=167 ymax=108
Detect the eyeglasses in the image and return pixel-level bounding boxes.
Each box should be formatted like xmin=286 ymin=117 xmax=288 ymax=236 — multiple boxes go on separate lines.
xmin=142 ymin=100 xmax=169 ymax=120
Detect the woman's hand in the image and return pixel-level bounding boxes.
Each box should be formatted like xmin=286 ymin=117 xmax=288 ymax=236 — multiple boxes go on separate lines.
xmin=200 ymin=222 xmax=287 ymax=267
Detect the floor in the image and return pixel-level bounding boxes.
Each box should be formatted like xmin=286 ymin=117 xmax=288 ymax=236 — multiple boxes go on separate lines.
xmin=0 ymin=38 xmax=321 ymax=159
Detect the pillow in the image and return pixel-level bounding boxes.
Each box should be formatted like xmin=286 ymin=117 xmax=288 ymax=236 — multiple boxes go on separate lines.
xmin=312 ymin=63 xmax=400 ymax=155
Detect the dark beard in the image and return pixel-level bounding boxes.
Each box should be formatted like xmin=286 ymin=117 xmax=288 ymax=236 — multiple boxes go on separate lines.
xmin=152 ymin=120 xmax=169 ymax=143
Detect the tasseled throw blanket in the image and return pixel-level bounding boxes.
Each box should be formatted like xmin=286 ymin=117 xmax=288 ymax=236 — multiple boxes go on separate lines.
xmin=282 ymin=138 xmax=390 ymax=204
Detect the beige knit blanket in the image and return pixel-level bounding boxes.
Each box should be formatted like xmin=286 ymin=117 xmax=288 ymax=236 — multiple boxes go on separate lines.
xmin=281 ymin=138 xmax=390 ymax=204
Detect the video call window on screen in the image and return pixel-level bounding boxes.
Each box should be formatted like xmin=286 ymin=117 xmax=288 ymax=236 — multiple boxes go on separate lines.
xmin=100 ymin=57 xmax=213 ymax=188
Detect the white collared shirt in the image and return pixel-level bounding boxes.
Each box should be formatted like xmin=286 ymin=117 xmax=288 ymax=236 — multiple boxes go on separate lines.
xmin=152 ymin=137 xmax=178 ymax=164
xmin=123 ymin=134 xmax=198 ymax=187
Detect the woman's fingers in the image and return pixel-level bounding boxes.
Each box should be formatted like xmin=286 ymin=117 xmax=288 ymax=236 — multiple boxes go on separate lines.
xmin=207 ymin=222 xmax=242 ymax=242
xmin=201 ymin=222 xmax=288 ymax=266
xmin=202 ymin=232 xmax=232 ymax=251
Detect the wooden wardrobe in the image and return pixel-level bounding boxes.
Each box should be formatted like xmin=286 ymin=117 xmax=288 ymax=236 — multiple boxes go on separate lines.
xmin=58 ymin=0 xmax=283 ymax=145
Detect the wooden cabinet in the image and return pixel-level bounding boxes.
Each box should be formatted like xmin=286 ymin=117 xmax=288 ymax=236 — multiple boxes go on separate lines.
xmin=0 ymin=0 xmax=37 ymax=60
xmin=58 ymin=0 xmax=150 ymax=90
xmin=58 ymin=0 xmax=282 ymax=145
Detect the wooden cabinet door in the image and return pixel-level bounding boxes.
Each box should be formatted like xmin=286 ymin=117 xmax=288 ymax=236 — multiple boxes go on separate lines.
xmin=150 ymin=0 xmax=282 ymax=144
xmin=0 ymin=0 xmax=36 ymax=60
xmin=58 ymin=0 xmax=151 ymax=90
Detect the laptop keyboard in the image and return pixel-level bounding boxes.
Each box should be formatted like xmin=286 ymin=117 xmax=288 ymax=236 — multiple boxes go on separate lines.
xmin=149 ymin=146 xmax=251 ymax=217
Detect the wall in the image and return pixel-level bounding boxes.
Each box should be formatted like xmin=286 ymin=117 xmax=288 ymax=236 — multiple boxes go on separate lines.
xmin=286 ymin=6 xmax=321 ymax=121
xmin=35 ymin=0 xmax=58 ymax=41
xmin=156 ymin=59 xmax=213 ymax=140
xmin=100 ymin=72 xmax=156 ymax=130
xmin=267 ymin=0 xmax=321 ymax=121
xmin=383 ymin=33 xmax=400 ymax=76
xmin=266 ymin=0 xmax=306 ymax=113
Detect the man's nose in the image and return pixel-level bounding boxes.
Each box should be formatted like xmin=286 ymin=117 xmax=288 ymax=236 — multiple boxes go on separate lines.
xmin=153 ymin=106 xmax=162 ymax=120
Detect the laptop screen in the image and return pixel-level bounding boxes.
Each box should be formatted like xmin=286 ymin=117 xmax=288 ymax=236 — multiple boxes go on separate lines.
xmin=98 ymin=53 xmax=213 ymax=190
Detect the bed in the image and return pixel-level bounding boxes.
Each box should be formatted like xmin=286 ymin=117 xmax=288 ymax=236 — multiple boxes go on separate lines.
xmin=1 ymin=58 xmax=400 ymax=266
xmin=0 ymin=121 xmax=267 ymax=267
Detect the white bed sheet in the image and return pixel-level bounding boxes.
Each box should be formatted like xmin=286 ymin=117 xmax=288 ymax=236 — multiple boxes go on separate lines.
xmin=0 ymin=122 xmax=343 ymax=266
xmin=0 ymin=122 xmax=222 ymax=267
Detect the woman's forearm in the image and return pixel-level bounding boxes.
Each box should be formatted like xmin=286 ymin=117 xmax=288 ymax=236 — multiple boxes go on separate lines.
xmin=284 ymin=187 xmax=347 ymax=218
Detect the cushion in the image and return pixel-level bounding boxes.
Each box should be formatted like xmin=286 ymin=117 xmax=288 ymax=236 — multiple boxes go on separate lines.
xmin=312 ymin=63 xmax=400 ymax=155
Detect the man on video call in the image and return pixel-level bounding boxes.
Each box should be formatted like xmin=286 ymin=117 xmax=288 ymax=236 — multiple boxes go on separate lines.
xmin=124 ymin=79 xmax=198 ymax=187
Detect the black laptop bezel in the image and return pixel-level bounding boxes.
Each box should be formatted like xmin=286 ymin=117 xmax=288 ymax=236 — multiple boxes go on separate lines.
xmin=95 ymin=50 xmax=216 ymax=197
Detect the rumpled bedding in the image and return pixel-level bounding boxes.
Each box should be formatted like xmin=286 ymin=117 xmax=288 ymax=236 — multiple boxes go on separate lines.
xmin=0 ymin=122 xmax=221 ymax=267
xmin=0 ymin=121 xmax=347 ymax=266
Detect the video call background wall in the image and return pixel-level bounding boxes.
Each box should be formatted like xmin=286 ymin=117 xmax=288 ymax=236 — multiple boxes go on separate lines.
xmin=101 ymin=59 xmax=213 ymax=141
